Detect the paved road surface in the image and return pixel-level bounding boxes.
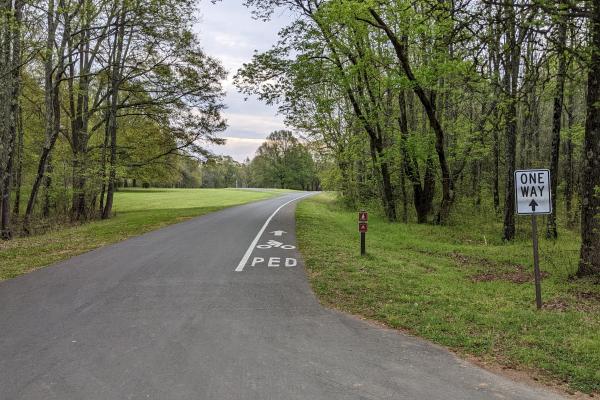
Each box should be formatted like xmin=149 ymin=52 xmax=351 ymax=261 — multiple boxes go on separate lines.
xmin=0 ymin=192 xmax=566 ymax=399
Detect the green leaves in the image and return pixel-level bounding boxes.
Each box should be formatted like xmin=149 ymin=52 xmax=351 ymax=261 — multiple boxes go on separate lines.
xmin=250 ymin=130 xmax=317 ymax=190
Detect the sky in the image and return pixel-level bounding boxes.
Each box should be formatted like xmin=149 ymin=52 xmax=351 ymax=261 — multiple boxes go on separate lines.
xmin=194 ymin=1 xmax=293 ymax=162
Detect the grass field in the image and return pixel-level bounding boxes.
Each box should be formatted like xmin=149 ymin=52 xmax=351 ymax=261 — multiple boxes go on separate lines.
xmin=0 ymin=188 xmax=277 ymax=281
xmin=296 ymin=193 xmax=600 ymax=394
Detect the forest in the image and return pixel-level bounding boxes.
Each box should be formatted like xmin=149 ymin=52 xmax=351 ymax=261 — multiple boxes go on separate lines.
xmin=234 ymin=0 xmax=600 ymax=277
xmin=0 ymin=0 xmax=229 ymax=237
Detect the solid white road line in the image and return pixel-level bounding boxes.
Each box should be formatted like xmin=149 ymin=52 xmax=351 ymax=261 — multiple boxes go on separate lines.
xmin=235 ymin=193 xmax=314 ymax=272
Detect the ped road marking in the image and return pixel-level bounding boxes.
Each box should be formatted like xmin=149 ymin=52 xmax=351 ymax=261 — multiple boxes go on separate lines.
xmin=250 ymin=257 xmax=297 ymax=268
xmin=235 ymin=193 xmax=313 ymax=272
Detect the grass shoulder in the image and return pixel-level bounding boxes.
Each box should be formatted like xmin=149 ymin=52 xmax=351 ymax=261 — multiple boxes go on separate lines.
xmin=0 ymin=188 xmax=275 ymax=281
xmin=296 ymin=193 xmax=600 ymax=395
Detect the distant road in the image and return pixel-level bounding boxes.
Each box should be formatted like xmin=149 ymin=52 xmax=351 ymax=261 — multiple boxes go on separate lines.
xmin=0 ymin=192 xmax=565 ymax=399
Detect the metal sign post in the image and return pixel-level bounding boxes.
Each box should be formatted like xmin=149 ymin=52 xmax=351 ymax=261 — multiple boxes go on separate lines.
xmin=358 ymin=211 xmax=368 ymax=256
xmin=515 ymin=169 xmax=552 ymax=310
xmin=531 ymin=215 xmax=543 ymax=309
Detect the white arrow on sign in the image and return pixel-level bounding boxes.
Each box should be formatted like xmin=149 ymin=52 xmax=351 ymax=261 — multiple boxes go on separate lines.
xmin=270 ymin=230 xmax=287 ymax=237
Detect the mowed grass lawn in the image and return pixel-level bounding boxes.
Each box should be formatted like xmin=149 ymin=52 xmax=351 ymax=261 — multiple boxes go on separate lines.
xmin=296 ymin=193 xmax=600 ymax=394
xmin=0 ymin=188 xmax=277 ymax=281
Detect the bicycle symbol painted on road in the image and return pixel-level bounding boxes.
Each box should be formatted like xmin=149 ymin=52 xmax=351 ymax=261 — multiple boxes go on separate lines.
xmin=256 ymin=240 xmax=295 ymax=250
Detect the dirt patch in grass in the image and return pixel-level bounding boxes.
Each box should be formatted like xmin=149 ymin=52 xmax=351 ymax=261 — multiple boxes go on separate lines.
xmin=422 ymin=265 xmax=437 ymax=273
xmin=541 ymin=293 xmax=600 ymax=313
xmin=450 ymin=252 xmax=549 ymax=284
xmin=542 ymin=297 xmax=571 ymax=312
xmin=450 ymin=252 xmax=495 ymax=268
xmin=577 ymin=291 xmax=600 ymax=303
xmin=470 ymin=265 xmax=549 ymax=284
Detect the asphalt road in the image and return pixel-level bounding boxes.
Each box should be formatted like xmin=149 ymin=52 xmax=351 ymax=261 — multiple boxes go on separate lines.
xmin=0 ymin=192 xmax=566 ymax=400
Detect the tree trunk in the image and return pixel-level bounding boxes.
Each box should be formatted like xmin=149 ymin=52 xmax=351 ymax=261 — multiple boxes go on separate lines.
xmin=546 ymin=12 xmax=568 ymax=239
xmin=0 ymin=0 xmax=9 ymax=238
xmin=102 ymin=4 xmax=126 ymax=220
xmin=472 ymin=160 xmax=481 ymax=206
xmin=417 ymin=160 xmax=436 ymax=224
xmin=377 ymin=143 xmax=397 ymax=222
xmin=521 ymin=38 xmax=536 ymax=168
xmin=519 ymin=100 xmax=528 ymax=168
xmin=42 ymin=155 xmax=53 ymax=218
xmin=492 ymin=121 xmax=500 ymax=211
xmin=0 ymin=0 xmax=23 ymax=240
xmin=490 ymin=19 xmax=501 ymax=213
xmin=502 ymin=92 xmax=517 ymax=241
xmin=578 ymin=0 xmax=600 ymax=276
xmin=99 ymin=108 xmax=110 ymax=213
xmin=1 ymin=147 xmax=13 ymax=240
xmin=70 ymin=15 xmax=92 ymax=222
xmin=398 ymin=91 xmax=433 ymax=223
xmin=0 ymin=0 xmax=21 ymax=239
xmin=564 ymin=90 xmax=575 ymax=227
xmin=400 ymin=165 xmax=408 ymax=223
xmin=502 ymin=0 xmax=520 ymax=241
xmin=12 ymin=101 xmax=23 ymax=217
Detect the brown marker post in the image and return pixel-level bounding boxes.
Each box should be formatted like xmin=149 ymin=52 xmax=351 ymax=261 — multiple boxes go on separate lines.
xmin=359 ymin=211 xmax=368 ymax=256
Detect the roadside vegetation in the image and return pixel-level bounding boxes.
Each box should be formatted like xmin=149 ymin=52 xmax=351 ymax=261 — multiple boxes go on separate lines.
xmin=237 ymin=0 xmax=600 ymax=277
xmin=0 ymin=188 xmax=274 ymax=281
xmin=297 ymin=194 xmax=600 ymax=394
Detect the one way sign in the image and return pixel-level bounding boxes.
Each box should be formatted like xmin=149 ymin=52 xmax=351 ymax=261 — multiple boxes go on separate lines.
xmin=515 ymin=169 xmax=552 ymax=215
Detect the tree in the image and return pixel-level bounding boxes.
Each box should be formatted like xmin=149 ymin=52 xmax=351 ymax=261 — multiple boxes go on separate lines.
xmin=201 ymin=156 xmax=244 ymax=188
xmin=249 ymin=130 xmax=317 ymax=190
xmin=578 ymin=0 xmax=600 ymax=276
xmin=546 ymin=5 xmax=569 ymax=239
xmin=0 ymin=0 xmax=23 ymax=239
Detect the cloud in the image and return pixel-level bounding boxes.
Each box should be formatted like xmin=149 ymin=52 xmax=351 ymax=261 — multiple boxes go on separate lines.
xmin=206 ymin=137 xmax=266 ymax=162
xmin=194 ymin=1 xmax=293 ymax=160
xmin=211 ymin=32 xmax=253 ymax=51
xmin=224 ymin=112 xmax=286 ymax=138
